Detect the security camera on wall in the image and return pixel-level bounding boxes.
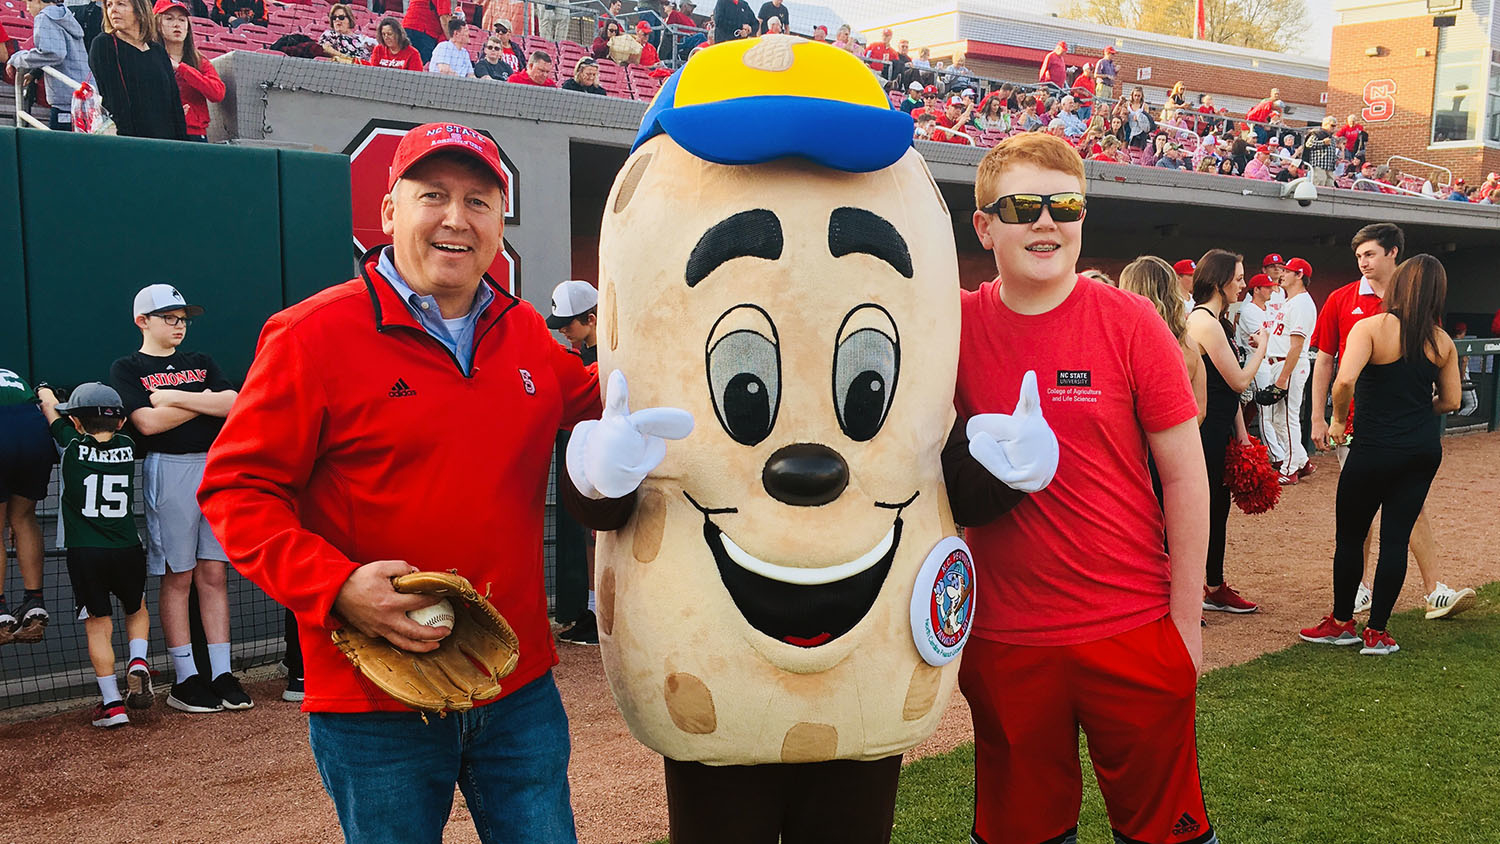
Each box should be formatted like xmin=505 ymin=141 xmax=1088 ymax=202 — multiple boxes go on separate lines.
xmin=1280 ymin=177 xmax=1318 ymax=207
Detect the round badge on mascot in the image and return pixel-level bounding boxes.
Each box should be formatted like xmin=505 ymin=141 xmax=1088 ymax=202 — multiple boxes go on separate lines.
xmin=574 ymin=34 xmax=975 ymax=842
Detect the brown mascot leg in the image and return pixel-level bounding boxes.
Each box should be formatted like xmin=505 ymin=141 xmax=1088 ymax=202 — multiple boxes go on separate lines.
xmin=663 ymin=755 xmax=903 ymax=844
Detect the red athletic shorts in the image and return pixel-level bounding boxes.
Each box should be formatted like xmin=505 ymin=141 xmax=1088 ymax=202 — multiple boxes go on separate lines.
xmin=959 ymin=614 xmax=1215 ymax=844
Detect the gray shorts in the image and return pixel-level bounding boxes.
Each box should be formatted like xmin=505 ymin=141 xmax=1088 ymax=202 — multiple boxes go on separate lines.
xmin=143 ymin=452 xmax=228 ymax=576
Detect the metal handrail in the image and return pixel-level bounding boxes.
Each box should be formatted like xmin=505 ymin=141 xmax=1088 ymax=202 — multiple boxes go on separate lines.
xmin=1351 ymin=177 xmax=1430 ymax=198
xmin=1387 ymin=155 xmax=1451 ymax=190
xmin=13 ymin=65 xmax=83 ymax=130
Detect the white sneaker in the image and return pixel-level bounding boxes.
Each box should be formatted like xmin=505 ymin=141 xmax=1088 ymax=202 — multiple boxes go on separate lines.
xmin=1353 ymin=582 xmax=1372 ymax=615
xmin=1425 ymin=583 xmax=1477 ymax=620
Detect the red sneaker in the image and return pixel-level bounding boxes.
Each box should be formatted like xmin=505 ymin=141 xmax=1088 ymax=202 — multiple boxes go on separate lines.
xmin=1299 ymin=614 xmax=1359 ymax=645
xmin=91 ymin=700 xmax=129 ymax=728
xmin=1277 ymin=472 xmax=1300 ymax=486
xmin=1297 ymin=462 xmax=1317 ymax=479
xmin=1359 ymin=627 xmax=1400 ymax=655
xmin=1203 ymin=583 xmax=1260 ymax=613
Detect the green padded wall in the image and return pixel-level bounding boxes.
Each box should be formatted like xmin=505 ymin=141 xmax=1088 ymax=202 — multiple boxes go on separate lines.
xmin=0 ymin=129 xmax=29 ymax=378
xmin=18 ymin=132 xmax=285 ymax=385
xmin=278 ymin=148 xmax=357 ymax=306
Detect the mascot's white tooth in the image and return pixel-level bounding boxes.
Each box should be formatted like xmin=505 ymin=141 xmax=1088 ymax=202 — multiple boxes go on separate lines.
xmin=718 ymin=525 xmax=895 ymax=586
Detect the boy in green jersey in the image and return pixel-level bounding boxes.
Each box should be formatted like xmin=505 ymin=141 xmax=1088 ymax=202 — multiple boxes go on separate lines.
xmin=38 ymin=382 xmax=153 ymax=728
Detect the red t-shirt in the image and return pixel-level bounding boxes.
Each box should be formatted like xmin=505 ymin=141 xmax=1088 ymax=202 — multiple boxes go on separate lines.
xmin=1071 ymin=76 xmax=1095 ymax=105
xmin=640 ymin=41 xmax=659 ymax=65
xmin=508 ymin=69 xmax=557 ymax=86
xmin=401 ymin=0 xmax=450 ymax=40
xmin=1245 ymin=99 xmax=1275 ymax=124
xmin=367 ymin=44 xmax=424 ymax=70
xmin=956 ymin=277 xmax=1198 ymax=646
xmin=865 ymin=42 xmax=896 ymax=64
xmin=1335 ymin=124 xmax=1363 ymax=152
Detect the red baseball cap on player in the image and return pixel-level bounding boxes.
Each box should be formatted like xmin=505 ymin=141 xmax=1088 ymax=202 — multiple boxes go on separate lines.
xmin=388 ymin=123 xmax=509 ymax=194
xmin=1261 ymin=253 xmax=1284 ymax=268
xmin=1247 ymin=273 xmax=1275 ymax=288
xmin=1173 ymin=259 xmax=1196 ymax=275
xmin=1284 ymin=257 xmax=1312 ymax=279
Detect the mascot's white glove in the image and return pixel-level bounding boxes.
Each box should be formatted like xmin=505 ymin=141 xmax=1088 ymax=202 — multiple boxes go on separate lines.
xmin=966 ymin=370 xmax=1059 ymax=494
xmin=567 ymin=370 xmax=695 ymax=500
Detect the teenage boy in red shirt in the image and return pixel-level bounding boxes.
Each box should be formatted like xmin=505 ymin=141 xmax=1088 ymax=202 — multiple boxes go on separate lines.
xmin=957 ymin=133 xmax=1215 ymax=844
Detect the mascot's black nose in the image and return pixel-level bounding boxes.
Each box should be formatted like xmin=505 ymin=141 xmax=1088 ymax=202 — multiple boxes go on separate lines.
xmin=762 ymin=443 xmax=849 ymax=507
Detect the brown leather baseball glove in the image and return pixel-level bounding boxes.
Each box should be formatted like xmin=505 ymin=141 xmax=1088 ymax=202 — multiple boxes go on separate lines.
xmin=332 ymin=571 xmax=520 ymax=713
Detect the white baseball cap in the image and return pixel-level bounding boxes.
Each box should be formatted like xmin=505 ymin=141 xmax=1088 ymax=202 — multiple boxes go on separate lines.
xmin=133 ymin=284 xmax=203 ymax=318
xmin=546 ymin=280 xmax=599 ymax=328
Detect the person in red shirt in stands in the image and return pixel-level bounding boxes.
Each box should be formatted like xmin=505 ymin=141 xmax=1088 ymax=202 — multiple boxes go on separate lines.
xmin=156 ymin=0 xmax=223 ymax=142
xmin=864 ymin=27 xmax=896 ymax=73
xmin=400 ymin=0 xmax=448 ymax=62
xmin=1334 ymin=114 xmax=1365 ymax=162
xmin=633 ymin=20 xmax=661 ymax=67
xmin=508 ymin=50 xmax=557 ymax=86
xmin=934 ymin=93 xmax=973 ymax=138
xmin=1479 ymin=172 xmax=1498 ymax=201
xmin=1038 ymin=40 xmax=1067 ymax=92
xmin=958 ymin=131 xmax=1213 ymax=844
xmin=1070 ymin=62 xmax=1095 ymax=120
xmin=367 ymin=17 xmax=423 ymax=71
xmin=1245 ymin=89 xmax=1281 ymax=143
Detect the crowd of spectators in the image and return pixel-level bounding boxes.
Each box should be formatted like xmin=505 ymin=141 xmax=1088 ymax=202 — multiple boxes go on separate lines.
xmin=3 ymin=0 xmax=1498 ymax=200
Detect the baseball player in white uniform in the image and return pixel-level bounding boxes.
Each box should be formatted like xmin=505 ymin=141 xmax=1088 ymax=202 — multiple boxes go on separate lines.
xmin=1237 ymin=274 xmax=1278 ymax=394
xmin=1265 ymin=257 xmax=1317 ymax=483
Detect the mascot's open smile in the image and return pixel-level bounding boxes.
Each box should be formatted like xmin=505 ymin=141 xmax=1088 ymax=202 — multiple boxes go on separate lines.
xmin=687 ymin=492 xmax=916 ymax=647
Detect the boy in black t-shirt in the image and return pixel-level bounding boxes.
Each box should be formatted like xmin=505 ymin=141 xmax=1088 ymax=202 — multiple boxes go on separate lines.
xmin=37 ymin=383 xmax=153 ymax=728
xmin=110 ymin=285 xmax=247 ymax=714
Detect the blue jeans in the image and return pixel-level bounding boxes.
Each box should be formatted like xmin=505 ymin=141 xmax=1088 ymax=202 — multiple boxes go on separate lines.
xmin=308 ymin=671 xmax=576 ymax=844
xmin=407 ymin=29 xmax=438 ymax=63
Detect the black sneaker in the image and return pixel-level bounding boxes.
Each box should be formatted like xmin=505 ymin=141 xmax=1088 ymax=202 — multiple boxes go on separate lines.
xmin=282 ymin=675 xmax=305 ymax=703
xmin=167 ymin=674 xmax=225 ymax=713
xmin=210 ymin=672 xmax=255 ymax=710
xmin=125 ymin=659 xmax=155 ymax=710
xmin=557 ymin=610 xmax=599 ymax=646
xmin=13 ymin=597 xmax=48 ymax=643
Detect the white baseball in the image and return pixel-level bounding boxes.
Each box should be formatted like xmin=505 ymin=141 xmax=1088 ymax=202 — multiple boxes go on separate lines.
xmin=406 ymin=599 xmax=456 ymax=630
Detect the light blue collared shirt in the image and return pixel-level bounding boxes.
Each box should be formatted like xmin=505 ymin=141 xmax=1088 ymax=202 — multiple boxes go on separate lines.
xmin=377 ymin=247 xmax=495 ymax=375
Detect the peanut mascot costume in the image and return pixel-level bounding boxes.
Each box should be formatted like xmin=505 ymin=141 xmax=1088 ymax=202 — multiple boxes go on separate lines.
xmin=568 ymin=35 xmax=979 ymax=843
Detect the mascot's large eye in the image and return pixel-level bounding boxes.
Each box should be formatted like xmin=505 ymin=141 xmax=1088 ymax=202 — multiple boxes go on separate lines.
xmin=706 ymin=306 xmax=781 ymax=446
xmin=832 ymin=305 xmax=899 ymax=442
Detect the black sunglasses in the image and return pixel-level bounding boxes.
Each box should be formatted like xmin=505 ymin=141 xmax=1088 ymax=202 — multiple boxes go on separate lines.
xmin=331 ymin=13 xmax=349 ymax=19
xmin=980 ymin=192 xmax=1086 ymax=224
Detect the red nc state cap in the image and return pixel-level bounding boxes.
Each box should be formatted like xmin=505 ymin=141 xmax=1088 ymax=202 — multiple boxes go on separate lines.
xmin=1247 ymin=273 xmax=1275 ymax=288
xmin=1284 ymin=257 xmax=1312 ymax=279
xmin=1173 ymin=259 xmax=1196 ymax=275
xmin=1262 ymin=252 xmax=1285 ymax=267
xmin=388 ymin=123 xmax=508 ymax=194
xmin=153 ymin=0 xmax=190 ymax=13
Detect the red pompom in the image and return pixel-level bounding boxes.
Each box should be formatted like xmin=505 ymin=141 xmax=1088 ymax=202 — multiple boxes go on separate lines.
xmin=1223 ymin=435 xmax=1280 ymax=515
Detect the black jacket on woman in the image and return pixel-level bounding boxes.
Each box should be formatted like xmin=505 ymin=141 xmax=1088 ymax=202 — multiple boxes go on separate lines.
xmin=88 ymin=33 xmax=187 ymax=140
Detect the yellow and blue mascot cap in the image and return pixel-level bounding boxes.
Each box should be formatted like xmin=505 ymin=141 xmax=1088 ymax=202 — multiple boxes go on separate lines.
xmin=632 ymin=35 xmax=914 ymax=174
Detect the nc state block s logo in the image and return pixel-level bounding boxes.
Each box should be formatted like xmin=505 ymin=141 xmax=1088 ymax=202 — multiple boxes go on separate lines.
xmin=519 ymin=368 xmax=536 ymax=395
xmin=1361 ymin=79 xmax=1395 ymax=123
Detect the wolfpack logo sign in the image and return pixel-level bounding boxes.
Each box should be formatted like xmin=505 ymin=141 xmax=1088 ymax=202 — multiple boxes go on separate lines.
xmin=909 ymin=536 xmax=976 ymax=666
xmin=344 ymin=119 xmax=523 ymax=295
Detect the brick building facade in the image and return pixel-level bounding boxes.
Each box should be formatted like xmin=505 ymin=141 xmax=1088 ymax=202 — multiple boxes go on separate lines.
xmin=1328 ymin=4 xmax=1500 ymax=189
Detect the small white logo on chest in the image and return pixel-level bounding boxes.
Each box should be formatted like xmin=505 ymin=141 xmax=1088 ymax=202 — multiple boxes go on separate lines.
xmin=519 ymin=369 xmax=535 ymax=395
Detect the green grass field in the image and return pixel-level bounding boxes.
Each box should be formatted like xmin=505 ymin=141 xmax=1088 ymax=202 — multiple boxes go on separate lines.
xmin=893 ymin=584 xmax=1500 ymax=843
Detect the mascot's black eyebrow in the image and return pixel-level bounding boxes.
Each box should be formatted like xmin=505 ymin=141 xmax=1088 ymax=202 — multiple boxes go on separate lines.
xmin=828 ymin=207 xmax=913 ymax=279
xmin=685 ymin=210 xmax=785 ymax=287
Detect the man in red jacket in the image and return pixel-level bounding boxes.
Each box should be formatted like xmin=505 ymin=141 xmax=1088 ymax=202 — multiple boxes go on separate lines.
xmin=198 ymin=123 xmax=608 ymax=843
